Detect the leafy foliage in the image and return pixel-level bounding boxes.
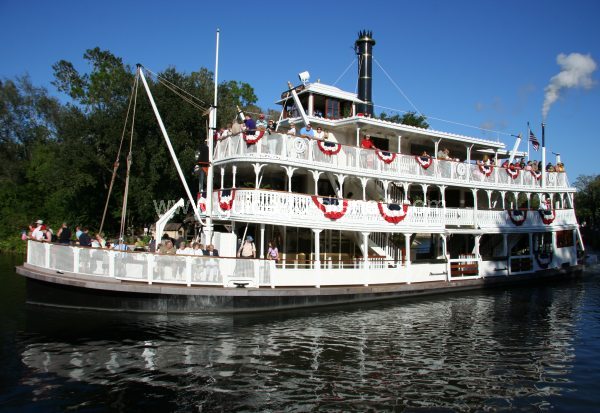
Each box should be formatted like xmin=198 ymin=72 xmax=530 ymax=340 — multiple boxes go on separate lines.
xmin=0 ymin=48 xmax=258 ymax=251
xmin=574 ymin=174 xmax=600 ymax=249
xmin=378 ymin=111 xmax=429 ymax=129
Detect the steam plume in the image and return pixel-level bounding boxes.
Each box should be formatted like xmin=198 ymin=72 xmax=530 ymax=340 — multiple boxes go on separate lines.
xmin=542 ymin=52 xmax=597 ymax=119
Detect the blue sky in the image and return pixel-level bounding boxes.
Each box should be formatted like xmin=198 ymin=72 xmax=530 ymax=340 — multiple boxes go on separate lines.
xmin=1 ymin=0 xmax=599 ymax=180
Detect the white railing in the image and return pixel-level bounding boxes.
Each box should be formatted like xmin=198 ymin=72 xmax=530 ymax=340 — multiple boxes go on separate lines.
xmin=210 ymin=189 xmax=578 ymax=231
xmin=25 ymin=241 xmax=452 ymax=288
xmin=216 ymin=189 xmax=445 ymax=232
xmin=214 ymin=133 xmax=571 ymax=191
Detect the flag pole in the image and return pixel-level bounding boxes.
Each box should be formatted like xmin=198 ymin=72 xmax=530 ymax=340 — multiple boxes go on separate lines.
xmin=526 ymin=122 xmax=530 ymax=162
xmin=541 ymin=122 xmax=546 ymax=189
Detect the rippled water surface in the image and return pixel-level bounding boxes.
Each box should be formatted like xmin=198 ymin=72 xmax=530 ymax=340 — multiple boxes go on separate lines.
xmin=1 ymin=254 xmax=599 ymax=412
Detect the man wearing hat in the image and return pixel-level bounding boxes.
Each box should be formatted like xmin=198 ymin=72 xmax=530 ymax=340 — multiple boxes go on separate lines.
xmin=31 ymin=220 xmax=45 ymax=241
xmin=238 ymin=235 xmax=256 ymax=258
xmin=256 ymin=113 xmax=267 ymax=130
xmin=299 ymin=123 xmax=315 ymax=138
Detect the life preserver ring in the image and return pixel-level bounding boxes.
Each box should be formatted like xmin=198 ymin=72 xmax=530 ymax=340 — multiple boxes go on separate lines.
xmin=456 ymin=163 xmax=467 ymax=177
xmin=294 ymin=137 xmax=307 ymax=154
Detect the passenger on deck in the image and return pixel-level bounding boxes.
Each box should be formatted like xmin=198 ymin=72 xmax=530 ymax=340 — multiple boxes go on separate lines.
xmin=176 ymin=241 xmax=192 ymax=255
xmin=556 ymin=162 xmax=565 ymax=172
xmin=361 ymin=134 xmax=375 ymax=149
xmin=78 ymin=228 xmax=92 ymax=247
xmin=267 ymin=119 xmax=276 ymax=132
xmin=238 ymin=236 xmax=256 ymax=258
xmin=31 ymin=220 xmax=45 ymax=241
xmin=267 ymin=241 xmax=279 ymax=262
xmin=192 ymin=242 xmax=204 ymax=255
xmin=421 ymin=150 xmax=430 ymax=157
xmin=203 ymin=244 xmax=219 ymax=256
xmin=231 ymin=119 xmax=243 ymax=136
xmin=299 ymin=123 xmax=315 ymax=138
xmin=314 ymin=126 xmax=325 ymax=140
xmin=481 ymin=154 xmax=491 ymax=165
xmin=56 ymin=223 xmax=72 ymax=245
xmin=437 ymin=148 xmax=449 ymax=160
xmin=159 ymin=239 xmax=176 ymax=255
xmin=244 ymin=114 xmax=256 ymax=135
xmin=256 ymin=114 xmax=268 ymax=130
xmin=287 ymin=122 xmax=296 ymax=136
xmin=525 ymin=161 xmax=533 ymax=171
xmin=546 ymin=163 xmax=555 ymax=172
xmin=221 ymin=124 xmax=232 ymax=139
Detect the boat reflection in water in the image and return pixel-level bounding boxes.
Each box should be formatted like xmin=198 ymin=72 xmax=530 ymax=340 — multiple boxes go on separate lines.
xmin=20 ymin=282 xmax=583 ymax=411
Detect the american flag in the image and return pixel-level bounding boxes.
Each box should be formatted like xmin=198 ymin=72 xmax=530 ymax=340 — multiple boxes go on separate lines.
xmin=529 ymin=130 xmax=540 ymax=151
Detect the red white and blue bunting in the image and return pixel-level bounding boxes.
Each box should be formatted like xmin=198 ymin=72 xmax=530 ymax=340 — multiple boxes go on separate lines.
xmin=478 ymin=163 xmax=494 ymax=177
xmin=242 ymin=130 xmax=265 ymax=145
xmin=317 ymin=140 xmax=342 ymax=156
xmin=506 ymin=165 xmax=520 ymax=179
xmin=218 ymin=189 xmax=235 ymax=211
xmin=377 ymin=202 xmax=409 ymax=224
xmin=376 ymin=150 xmax=396 ymax=164
xmin=530 ymin=170 xmax=542 ymax=181
xmin=311 ymin=196 xmax=348 ymax=220
xmin=538 ymin=209 xmax=555 ymax=225
xmin=507 ymin=209 xmax=527 ymax=226
xmin=196 ymin=191 xmax=207 ymax=213
xmin=415 ymin=155 xmax=433 ymax=169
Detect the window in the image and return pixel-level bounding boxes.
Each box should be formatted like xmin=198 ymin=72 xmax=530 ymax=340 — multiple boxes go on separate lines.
xmin=556 ymin=230 xmax=574 ymax=248
xmin=326 ymin=99 xmax=340 ymax=119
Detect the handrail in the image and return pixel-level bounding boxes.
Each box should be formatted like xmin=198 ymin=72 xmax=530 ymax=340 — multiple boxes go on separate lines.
xmin=214 ymin=132 xmax=571 ymax=191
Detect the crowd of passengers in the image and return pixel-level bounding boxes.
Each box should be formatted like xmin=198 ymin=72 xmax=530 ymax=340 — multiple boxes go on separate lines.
xmin=23 ymin=220 xmax=282 ymax=261
xmin=23 ymin=220 xmax=220 ymax=256
xmin=212 ymin=114 xmax=566 ymax=172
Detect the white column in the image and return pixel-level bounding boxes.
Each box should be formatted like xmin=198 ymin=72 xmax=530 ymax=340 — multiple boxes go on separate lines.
xmin=253 ymin=163 xmax=265 ymax=188
xmin=335 ymin=174 xmax=347 ymax=198
xmin=381 ymin=180 xmax=390 ymax=201
xmin=260 ymin=223 xmax=266 ymax=260
xmin=362 ymin=232 xmax=370 ymax=270
xmin=526 ymin=192 xmax=531 ymax=209
xmin=311 ymin=170 xmax=322 ymax=195
xmin=282 ymin=166 xmax=297 ymax=192
xmin=486 ymin=190 xmax=493 ymax=209
xmin=397 ymin=135 xmax=402 ymax=153
xmin=308 ymin=93 xmax=314 ymax=116
xmin=220 ymin=167 xmax=225 ymax=189
xmin=421 ymin=184 xmax=429 ymax=205
xmin=500 ymin=191 xmax=506 ymax=209
xmin=466 ymin=144 xmax=473 ymax=182
xmin=359 ymin=177 xmax=369 ymax=201
xmin=404 ymin=233 xmax=412 ymax=266
xmin=439 ymin=185 xmax=447 ymax=207
xmin=434 ymin=139 xmax=440 ymax=159
xmin=313 ymin=228 xmax=322 ymax=270
xmin=232 ymin=165 xmax=237 ymax=188
xmin=471 ymin=188 xmax=478 ymax=227
xmin=502 ymin=233 xmax=508 ymax=257
xmin=474 ymin=234 xmax=481 ymax=257
xmin=528 ymin=232 xmax=533 ymax=261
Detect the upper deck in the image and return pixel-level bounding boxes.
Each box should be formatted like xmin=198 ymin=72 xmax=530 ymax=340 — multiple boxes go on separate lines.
xmin=214 ymin=131 xmax=571 ymax=193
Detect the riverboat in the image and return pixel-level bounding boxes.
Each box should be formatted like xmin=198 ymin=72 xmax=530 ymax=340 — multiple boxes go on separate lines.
xmin=17 ymin=31 xmax=584 ymax=313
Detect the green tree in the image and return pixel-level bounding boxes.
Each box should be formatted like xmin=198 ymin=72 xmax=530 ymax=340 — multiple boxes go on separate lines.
xmin=574 ymin=174 xmax=600 ymax=249
xmin=379 ymin=111 xmax=429 ymax=129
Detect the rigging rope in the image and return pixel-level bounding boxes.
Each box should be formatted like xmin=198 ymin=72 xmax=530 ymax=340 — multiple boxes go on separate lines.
xmin=372 ymin=103 xmax=514 ymax=137
xmin=98 ymin=72 xmax=139 ymax=237
xmin=119 ymin=73 xmax=139 ymax=242
xmin=373 ymin=57 xmax=423 ymax=117
xmin=333 ymin=58 xmax=356 ymax=87
xmin=141 ymin=66 xmax=211 ymax=113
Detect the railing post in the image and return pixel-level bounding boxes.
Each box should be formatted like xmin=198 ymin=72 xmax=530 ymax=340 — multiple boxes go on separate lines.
xmin=186 ymin=256 xmax=192 ymax=286
xmin=73 ymin=247 xmax=80 ymax=273
xmin=108 ymin=250 xmax=116 ymax=278
xmin=44 ymin=243 xmax=50 ymax=268
xmin=147 ymin=254 xmax=154 ymax=284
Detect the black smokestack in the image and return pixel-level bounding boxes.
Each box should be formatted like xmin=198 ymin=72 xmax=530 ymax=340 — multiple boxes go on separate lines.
xmin=355 ymin=30 xmax=376 ymax=116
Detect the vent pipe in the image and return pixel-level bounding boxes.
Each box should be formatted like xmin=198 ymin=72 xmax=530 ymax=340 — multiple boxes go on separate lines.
xmin=355 ymin=30 xmax=376 ymax=116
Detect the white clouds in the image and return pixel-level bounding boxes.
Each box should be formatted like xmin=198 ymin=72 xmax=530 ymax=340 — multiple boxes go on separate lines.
xmin=542 ymin=53 xmax=597 ymax=119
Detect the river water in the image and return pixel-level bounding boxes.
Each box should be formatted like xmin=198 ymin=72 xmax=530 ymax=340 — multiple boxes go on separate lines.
xmin=1 ymin=254 xmax=599 ymax=412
